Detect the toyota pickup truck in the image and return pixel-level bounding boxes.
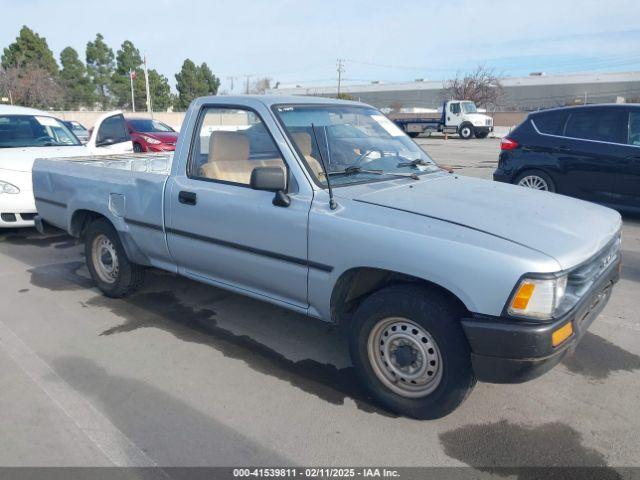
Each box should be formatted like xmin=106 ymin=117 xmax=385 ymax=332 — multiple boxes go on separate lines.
xmin=32 ymin=95 xmax=622 ymax=419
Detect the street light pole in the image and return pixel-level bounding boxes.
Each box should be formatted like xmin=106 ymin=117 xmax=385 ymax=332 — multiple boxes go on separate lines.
xmin=129 ymin=69 xmax=136 ymax=112
xmin=143 ymin=56 xmax=152 ymax=116
xmin=337 ymin=59 xmax=344 ymax=97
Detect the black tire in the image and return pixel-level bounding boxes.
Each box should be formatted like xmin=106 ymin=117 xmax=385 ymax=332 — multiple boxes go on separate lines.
xmin=407 ymin=132 xmax=420 ymax=138
xmin=514 ymin=169 xmax=556 ymax=193
xmin=133 ymin=143 xmax=144 ymax=153
xmin=474 ymin=131 xmax=489 ymax=139
xmin=84 ymin=218 xmax=145 ymax=298
xmin=458 ymin=123 xmax=474 ymax=140
xmin=349 ymin=284 xmax=476 ymax=419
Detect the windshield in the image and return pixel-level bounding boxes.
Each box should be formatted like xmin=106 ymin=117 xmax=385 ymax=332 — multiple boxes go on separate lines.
xmin=0 ymin=115 xmax=81 ymax=148
xmin=461 ymin=102 xmax=478 ymax=114
xmin=274 ymin=105 xmax=440 ymax=186
xmin=129 ymin=119 xmax=175 ymax=133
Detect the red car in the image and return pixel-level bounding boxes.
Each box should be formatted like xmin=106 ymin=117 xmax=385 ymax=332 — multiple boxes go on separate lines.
xmin=126 ymin=118 xmax=179 ymax=152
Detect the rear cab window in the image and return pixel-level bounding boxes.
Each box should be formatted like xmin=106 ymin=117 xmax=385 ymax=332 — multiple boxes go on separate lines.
xmin=531 ymin=110 xmax=567 ymax=135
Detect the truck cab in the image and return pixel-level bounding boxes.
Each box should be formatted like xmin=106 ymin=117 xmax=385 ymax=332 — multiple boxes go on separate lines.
xmin=441 ymin=100 xmax=493 ymax=139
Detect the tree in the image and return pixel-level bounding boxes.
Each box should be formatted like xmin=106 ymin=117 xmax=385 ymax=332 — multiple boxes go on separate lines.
xmin=1 ymin=26 xmax=58 ymax=74
xmin=147 ymin=69 xmax=172 ymax=111
xmin=110 ymin=40 xmax=144 ymax=109
xmin=174 ymin=59 xmax=220 ymax=110
xmin=0 ymin=66 xmax=62 ymax=108
xmin=445 ymin=66 xmax=504 ymax=109
xmin=250 ymin=77 xmax=272 ymax=94
xmin=86 ymin=33 xmax=114 ymax=108
xmin=59 ymin=47 xmax=95 ymax=109
xmin=198 ymin=63 xmax=221 ymax=96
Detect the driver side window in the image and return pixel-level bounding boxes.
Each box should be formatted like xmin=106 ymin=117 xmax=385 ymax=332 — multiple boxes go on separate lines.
xmin=188 ymin=107 xmax=286 ymax=186
xmin=629 ymin=112 xmax=640 ymax=146
xmin=450 ymin=103 xmax=461 ymax=115
xmin=97 ymin=114 xmax=129 ymax=145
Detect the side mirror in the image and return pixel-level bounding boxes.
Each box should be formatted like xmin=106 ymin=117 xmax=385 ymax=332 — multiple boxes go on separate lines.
xmin=250 ymin=166 xmax=290 ymax=207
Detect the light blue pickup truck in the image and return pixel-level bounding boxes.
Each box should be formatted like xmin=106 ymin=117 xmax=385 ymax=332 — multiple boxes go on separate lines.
xmin=32 ymin=96 xmax=622 ymax=419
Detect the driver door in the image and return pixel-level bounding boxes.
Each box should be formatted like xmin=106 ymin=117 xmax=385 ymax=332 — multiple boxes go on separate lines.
xmin=86 ymin=112 xmax=133 ymax=153
xmin=447 ymin=102 xmax=462 ymax=127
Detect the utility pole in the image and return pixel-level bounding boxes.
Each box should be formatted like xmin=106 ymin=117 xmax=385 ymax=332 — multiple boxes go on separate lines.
xmin=143 ymin=55 xmax=152 ymax=116
xmin=584 ymin=91 xmax=588 ymax=105
xmin=337 ymin=59 xmax=345 ymax=97
xmin=245 ymin=75 xmax=251 ymax=94
xmin=129 ymin=69 xmax=136 ymax=112
xmin=226 ymin=76 xmax=236 ymax=94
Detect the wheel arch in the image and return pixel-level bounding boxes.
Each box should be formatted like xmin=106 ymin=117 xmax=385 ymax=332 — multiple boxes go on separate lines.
xmin=70 ymin=209 xmax=151 ymax=266
xmin=329 ymin=267 xmax=471 ymax=325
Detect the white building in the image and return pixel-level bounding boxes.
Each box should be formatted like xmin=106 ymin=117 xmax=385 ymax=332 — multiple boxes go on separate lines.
xmin=267 ymin=71 xmax=640 ymax=111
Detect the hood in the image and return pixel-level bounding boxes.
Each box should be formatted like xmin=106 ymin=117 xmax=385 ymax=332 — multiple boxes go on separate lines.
xmin=136 ymin=131 xmax=178 ymax=143
xmin=343 ymin=174 xmax=621 ymax=270
xmin=465 ymin=113 xmax=491 ymax=124
xmin=0 ymin=146 xmax=89 ymax=172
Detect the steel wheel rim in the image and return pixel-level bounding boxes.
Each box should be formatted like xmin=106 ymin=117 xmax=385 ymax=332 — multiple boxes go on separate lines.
xmin=461 ymin=127 xmax=471 ymax=137
xmin=518 ymin=175 xmax=549 ymax=191
xmin=91 ymin=234 xmax=119 ymax=284
xmin=367 ymin=317 xmax=443 ymax=398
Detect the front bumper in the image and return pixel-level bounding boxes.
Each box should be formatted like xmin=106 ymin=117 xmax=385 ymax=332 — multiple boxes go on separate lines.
xmin=147 ymin=143 xmax=176 ymax=152
xmin=461 ymin=257 xmax=621 ymax=383
xmin=473 ymin=126 xmax=493 ymax=134
xmin=1 ymin=192 xmax=36 ymax=228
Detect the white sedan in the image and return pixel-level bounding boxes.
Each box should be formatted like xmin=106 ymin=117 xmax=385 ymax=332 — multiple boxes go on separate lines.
xmin=0 ymin=106 xmax=133 ymax=228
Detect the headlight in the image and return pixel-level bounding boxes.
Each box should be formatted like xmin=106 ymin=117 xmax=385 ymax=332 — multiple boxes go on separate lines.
xmin=142 ymin=135 xmax=161 ymax=145
xmin=0 ymin=180 xmax=20 ymax=194
xmin=507 ymin=275 xmax=568 ymax=320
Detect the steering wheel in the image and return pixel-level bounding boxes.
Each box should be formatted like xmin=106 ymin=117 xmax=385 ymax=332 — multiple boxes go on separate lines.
xmin=35 ymin=135 xmax=57 ymax=144
xmin=354 ymin=148 xmax=385 ymax=167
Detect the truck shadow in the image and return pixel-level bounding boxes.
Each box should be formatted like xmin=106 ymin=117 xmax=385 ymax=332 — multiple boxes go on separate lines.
xmin=29 ymin=261 xmax=394 ymax=417
xmin=439 ymin=419 xmax=621 ymax=479
xmin=49 ymin=356 xmax=292 ymax=466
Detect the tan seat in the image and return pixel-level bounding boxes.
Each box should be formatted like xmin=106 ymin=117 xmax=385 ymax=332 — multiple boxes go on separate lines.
xmin=291 ymin=132 xmax=325 ymax=178
xmin=200 ymin=130 xmax=285 ymax=184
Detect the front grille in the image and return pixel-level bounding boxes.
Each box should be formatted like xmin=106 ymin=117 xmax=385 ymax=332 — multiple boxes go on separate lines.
xmin=1 ymin=213 xmax=17 ymax=222
xmin=554 ymin=234 xmax=620 ymax=318
xmin=568 ymin=235 xmax=621 ymax=297
xmin=486 ymin=119 xmax=492 ymax=126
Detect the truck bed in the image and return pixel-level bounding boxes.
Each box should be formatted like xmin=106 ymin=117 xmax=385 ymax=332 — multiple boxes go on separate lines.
xmin=32 ymin=152 xmax=175 ymax=270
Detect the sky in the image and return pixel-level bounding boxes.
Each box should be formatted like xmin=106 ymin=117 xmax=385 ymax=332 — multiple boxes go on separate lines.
xmin=2 ymin=0 xmax=640 ymax=93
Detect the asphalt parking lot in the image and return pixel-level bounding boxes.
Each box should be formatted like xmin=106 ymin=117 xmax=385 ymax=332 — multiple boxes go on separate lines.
xmin=1 ymin=137 xmax=639 ymax=472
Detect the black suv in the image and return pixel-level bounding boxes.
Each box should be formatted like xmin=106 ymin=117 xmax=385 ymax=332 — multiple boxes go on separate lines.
xmin=493 ymin=104 xmax=640 ymax=212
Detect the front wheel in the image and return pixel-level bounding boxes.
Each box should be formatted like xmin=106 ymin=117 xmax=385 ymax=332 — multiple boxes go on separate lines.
xmin=133 ymin=143 xmax=144 ymax=153
xmin=84 ymin=219 xmax=145 ymax=297
xmin=458 ymin=124 xmax=474 ymax=140
xmin=349 ymin=285 xmax=475 ymax=419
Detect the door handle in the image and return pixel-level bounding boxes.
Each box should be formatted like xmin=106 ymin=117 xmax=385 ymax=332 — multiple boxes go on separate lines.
xmin=178 ymin=191 xmax=197 ymax=205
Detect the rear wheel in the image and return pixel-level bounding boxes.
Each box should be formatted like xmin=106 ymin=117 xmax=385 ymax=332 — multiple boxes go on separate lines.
xmin=515 ymin=170 xmax=556 ymax=192
xmin=474 ymin=131 xmax=489 ymax=139
xmin=407 ymin=132 xmax=420 ymax=138
xmin=349 ymin=284 xmax=475 ymax=419
xmin=85 ymin=219 xmax=145 ymax=297
xmin=133 ymin=143 xmax=144 ymax=153
xmin=458 ymin=123 xmax=474 ymax=140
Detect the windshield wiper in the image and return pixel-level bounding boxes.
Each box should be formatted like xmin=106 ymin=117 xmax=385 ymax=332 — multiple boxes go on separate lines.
xmin=323 ymin=166 xmax=419 ymax=180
